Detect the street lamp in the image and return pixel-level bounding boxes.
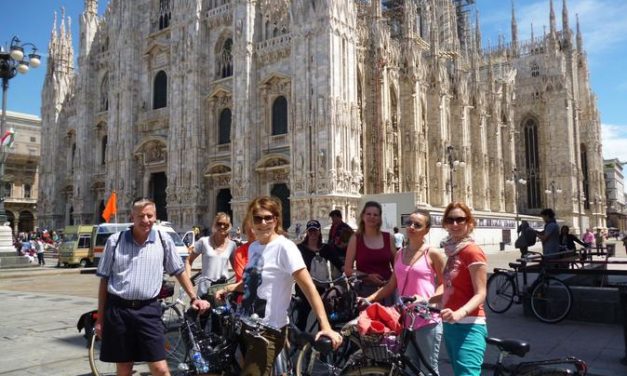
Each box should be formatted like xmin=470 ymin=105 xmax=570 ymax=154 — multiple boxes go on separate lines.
xmin=506 ymin=168 xmax=527 ymax=230
xmin=436 ymin=145 xmax=465 ymax=203
xmin=1 ymin=36 xmax=40 ymax=244
xmin=544 ymin=180 xmax=562 ymax=209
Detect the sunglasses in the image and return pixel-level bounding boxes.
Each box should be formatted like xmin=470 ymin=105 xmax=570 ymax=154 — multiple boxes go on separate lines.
xmin=216 ymin=222 xmax=230 ymax=228
xmin=444 ymin=216 xmax=467 ymax=225
xmin=252 ymin=215 xmax=275 ymax=224
xmin=404 ymin=220 xmax=424 ymax=230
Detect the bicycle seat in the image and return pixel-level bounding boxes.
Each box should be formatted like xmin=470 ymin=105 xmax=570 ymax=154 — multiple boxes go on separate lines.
xmin=509 ymin=262 xmax=523 ymax=269
xmin=486 ymin=337 xmax=530 ymax=357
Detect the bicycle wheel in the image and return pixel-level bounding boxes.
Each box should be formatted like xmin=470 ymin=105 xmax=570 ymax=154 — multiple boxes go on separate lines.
xmin=88 ymin=333 xmax=117 ymax=376
xmin=295 ymin=338 xmax=357 ymax=376
xmin=515 ymin=364 xmax=576 ymax=375
xmin=162 ymin=305 xmax=187 ymax=373
xmin=486 ymin=272 xmax=515 ymax=313
xmin=530 ymin=277 xmax=572 ymax=324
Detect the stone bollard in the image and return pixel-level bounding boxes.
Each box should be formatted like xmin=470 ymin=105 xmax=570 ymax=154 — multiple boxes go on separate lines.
xmin=617 ymin=283 xmax=627 ymax=364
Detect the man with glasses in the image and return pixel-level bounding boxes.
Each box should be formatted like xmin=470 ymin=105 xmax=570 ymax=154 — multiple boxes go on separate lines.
xmin=96 ymin=198 xmax=209 ymax=376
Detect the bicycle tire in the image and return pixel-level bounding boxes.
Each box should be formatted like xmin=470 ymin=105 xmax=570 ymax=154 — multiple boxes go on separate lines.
xmin=295 ymin=339 xmax=357 ymax=376
xmin=161 ymin=305 xmax=186 ymax=373
xmin=487 ymin=272 xmax=516 ymax=313
xmin=514 ymin=364 xmax=575 ymax=375
xmin=530 ymin=277 xmax=572 ymax=324
xmin=88 ymin=333 xmax=117 ymax=376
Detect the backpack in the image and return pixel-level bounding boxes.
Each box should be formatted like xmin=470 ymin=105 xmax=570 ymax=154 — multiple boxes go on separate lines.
xmin=310 ymin=254 xmax=334 ymax=283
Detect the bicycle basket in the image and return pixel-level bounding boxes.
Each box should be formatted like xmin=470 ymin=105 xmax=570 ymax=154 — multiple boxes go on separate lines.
xmin=360 ymin=333 xmax=400 ymax=363
xmin=157 ymin=280 xmax=175 ymax=299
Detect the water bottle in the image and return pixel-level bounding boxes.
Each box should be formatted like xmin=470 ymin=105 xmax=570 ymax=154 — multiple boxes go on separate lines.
xmin=329 ymin=311 xmax=339 ymax=322
xmin=191 ymin=350 xmax=209 ymax=373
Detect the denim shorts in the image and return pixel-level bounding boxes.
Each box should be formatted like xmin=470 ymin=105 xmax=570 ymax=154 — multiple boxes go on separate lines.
xmin=100 ymin=298 xmax=165 ymax=363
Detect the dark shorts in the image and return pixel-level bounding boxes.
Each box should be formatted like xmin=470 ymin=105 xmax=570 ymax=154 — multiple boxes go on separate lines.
xmin=100 ymin=297 xmax=165 ymax=363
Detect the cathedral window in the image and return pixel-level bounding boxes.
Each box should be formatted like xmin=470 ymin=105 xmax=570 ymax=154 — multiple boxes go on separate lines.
xmin=581 ymin=144 xmax=590 ymax=209
xmin=218 ymin=108 xmax=231 ymax=145
xmin=70 ymin=143 xmax=76 ymax=174
xmin=158 ymin=0 xmax=171 ymax=30
xmin=100 ymin=74 xmax=109 ymax=112
xmin=523 ymin=119 xmax=542 ymax=208
xmin=24 ymin=184 xmax=31 ymax=199
xmin=153 ymin=70 xmax=168 ymax=109
xmin=531 ymin=63 xmax=540 ymax=77
xmin=271 ymin=96 xmax=288 ymax=135
xmin=217 ymin=38 xmax=233 ymax=78
xmin=4 ymin=183 xmax=11 ymax=197
xmin=101 ymin=136 xmax=108 ymax=165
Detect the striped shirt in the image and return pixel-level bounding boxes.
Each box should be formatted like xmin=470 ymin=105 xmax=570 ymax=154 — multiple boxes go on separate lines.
xmin=96 ymin=228 xmax=185 ymax=300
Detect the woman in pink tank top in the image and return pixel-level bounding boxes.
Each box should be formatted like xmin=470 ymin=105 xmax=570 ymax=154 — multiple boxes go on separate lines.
xmin=344 ymin=201 xmax=396 ymax=299
xmin=363 ymin=209 xmax=445 ymax=375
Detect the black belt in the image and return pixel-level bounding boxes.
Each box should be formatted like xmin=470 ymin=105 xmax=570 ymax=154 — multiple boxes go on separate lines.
xmin=108 ymin=294 xmax=157 ymax=309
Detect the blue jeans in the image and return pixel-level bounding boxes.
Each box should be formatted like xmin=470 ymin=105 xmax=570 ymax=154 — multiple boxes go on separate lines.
xmin=406 ymin=321 xmax=443 ymax=375
xmin=443 ymin=322 xmax=487 ymax=376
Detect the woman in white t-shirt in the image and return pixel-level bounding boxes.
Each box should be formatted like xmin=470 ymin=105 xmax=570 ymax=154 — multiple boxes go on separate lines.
xmin=217 ymin=196 xmax=342 ymax=375
xmin=185 ymin=212 xmax=237 ymax=297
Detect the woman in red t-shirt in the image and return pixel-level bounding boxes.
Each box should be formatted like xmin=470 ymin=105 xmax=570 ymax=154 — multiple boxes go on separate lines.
xmin=437 ymin=202 xmax=487 ymax=376
xmin=344 ymin=201 xmax=396 ymax=301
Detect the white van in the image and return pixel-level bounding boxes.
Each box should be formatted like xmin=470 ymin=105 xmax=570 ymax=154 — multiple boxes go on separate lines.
xmin=91 ymin=222 xmax=190 ymax=266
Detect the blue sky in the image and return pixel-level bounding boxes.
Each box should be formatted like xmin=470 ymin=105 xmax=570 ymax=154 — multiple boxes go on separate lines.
xmin=1 ymin=0 xmax=626 ymax=162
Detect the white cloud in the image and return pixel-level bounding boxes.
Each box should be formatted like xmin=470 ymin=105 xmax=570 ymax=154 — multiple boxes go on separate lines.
xmin=601 ymin=123 xmax=627 ymax=163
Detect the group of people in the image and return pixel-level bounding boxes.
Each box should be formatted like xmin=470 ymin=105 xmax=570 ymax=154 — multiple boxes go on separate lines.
xmin=95 ymin=196 xmax=489 ymax=376
xmin=15 ymin=230 xmax=57 ymax=266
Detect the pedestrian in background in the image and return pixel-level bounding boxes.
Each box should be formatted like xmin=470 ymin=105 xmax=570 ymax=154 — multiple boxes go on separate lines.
xmin=344 ymin=201 xmax=396 ymax=300
xmin=438 ymin=202 xmax=487 ymax=376
xmin=536 ymin=208 xmax=560 ymax=260
xmin=328 ymin=209 xmax=354 ymax=264
xmin=393 ymin=226 xmax=405 ymax=251
xmin=95 ymin=198 xmax=209 ymax=376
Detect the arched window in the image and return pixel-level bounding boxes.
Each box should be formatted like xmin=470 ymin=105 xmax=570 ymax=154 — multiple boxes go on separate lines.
xmin=523 ymin=119 xmax=542 ymax=208
xmin=153 ymin=70 xmax=167 ymax=109
xmin=24 ymin=184 xmax=31 ymax=199
xmin=531 ymin=63 xmax=540 ymax=78
xmin=581 ymin=144 xmax=590 ymax=209
xmin=158 ymin=0 xmax=171 ymax=30
xmin=271 ymin=96 xmax=288 ymax=135
xmin=100 ymin=74 xmax=109 ymax=111
xmin=217 ymin=38 xmax=233 ymax=78
xmin=101 ymin=136 xmax=108 ymax=165
xmin=218 ymin=108 xmax=231 ymax=144
xmin=71 ymin=143 xmax=76 ymax=174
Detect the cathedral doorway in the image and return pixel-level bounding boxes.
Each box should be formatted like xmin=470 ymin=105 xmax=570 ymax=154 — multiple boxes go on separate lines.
xmin=216 ymin=189 xmax=232 ymax=219
xmin=19 ymin=210 xmax=34 ymax=233
xmin=150 ymin=172 xmax=168 ymax=221
xmin=96 ymin=200 xmax=105 ymax=224
xmin=270 ymin=183 xmax=291 ymax=231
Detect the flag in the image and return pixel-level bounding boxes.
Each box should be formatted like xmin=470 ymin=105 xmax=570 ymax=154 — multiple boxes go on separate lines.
xmin=1 ymin=128 xmax=15 ymax=148
xmin=102 ymin=191 xmax=117 ymax=223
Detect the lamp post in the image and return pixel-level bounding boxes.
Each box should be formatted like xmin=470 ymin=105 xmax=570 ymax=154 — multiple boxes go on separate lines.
xmin=506 ymin=168 xmax=527 ymax=230
xmin=436 ymin=145 xmax=465 ymax=203
xmin=0 ymin=36 xmax=40 ymax=247
xmin=544 ymin=180 xmax=562 ymax=209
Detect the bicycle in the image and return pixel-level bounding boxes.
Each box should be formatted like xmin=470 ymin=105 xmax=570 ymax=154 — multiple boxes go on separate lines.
xmin=486 ymin=336 xmax=587 ymax=375
xmin=486 ymin=251 xmax=573 ymax=323
xmin=294 ymin=274 xmax=364 ymax=376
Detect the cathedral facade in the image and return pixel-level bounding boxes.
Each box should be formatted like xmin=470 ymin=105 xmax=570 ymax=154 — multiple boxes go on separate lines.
xmin=38 ymin=0 xmax=606 ymax=234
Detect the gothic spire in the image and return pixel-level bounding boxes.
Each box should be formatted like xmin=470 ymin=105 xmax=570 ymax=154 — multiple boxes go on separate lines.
xmin=576 ymin=13 xmax=583 ymax=51
xmin=511 ymin=0 xmax=518 ymax=51
xmin=562 ymin=0 xmax=570 ymax=33
xmin=85 ymin=0 xmax=98 ymax=15
xmin=549 ymin=0 xmax=556 ymax=36
xmin=475 ymin=10 xmax=482 ymax=52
